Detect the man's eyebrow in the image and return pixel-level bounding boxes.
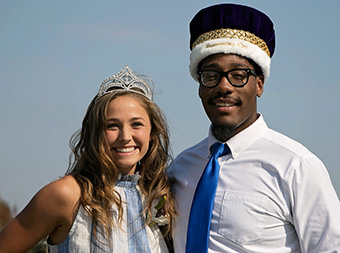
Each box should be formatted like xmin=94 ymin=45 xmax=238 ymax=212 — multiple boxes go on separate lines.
xmin=201 ymin=63 xmax=220 ymax=69
xmin=201 ymin=62 xmax=250 ymax=70
xmin=230 ymin=62 xmax=250 ymax=68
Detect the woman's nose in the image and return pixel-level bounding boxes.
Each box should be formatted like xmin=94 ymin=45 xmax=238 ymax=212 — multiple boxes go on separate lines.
xmin=119 ymin=127 xmax=131 ymax=142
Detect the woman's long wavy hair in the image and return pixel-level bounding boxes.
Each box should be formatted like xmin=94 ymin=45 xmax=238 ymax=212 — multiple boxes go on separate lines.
xmin=67 ymin=91 xmax=176 ymax=241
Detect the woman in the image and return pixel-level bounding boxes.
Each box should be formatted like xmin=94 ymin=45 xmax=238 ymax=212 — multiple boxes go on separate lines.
xmin=0 ymin=65 xmax=176 ymax=252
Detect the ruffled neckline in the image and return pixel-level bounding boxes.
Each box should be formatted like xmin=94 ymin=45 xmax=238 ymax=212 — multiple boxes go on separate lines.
xmin=117 ymin=172 xmax=140 ymax=184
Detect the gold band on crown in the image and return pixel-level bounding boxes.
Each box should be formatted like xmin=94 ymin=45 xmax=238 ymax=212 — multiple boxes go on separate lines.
xmin=191 ymin=28 xmax=270 ymax=57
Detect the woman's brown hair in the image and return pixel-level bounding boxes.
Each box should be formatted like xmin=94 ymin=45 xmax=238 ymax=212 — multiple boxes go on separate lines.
xmin=67 ymin=91 xmax=176 ymax=241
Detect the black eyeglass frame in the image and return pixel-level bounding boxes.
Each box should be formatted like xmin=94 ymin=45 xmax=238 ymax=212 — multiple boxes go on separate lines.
xmin=198 ymin=68 xmax=257 ymax=88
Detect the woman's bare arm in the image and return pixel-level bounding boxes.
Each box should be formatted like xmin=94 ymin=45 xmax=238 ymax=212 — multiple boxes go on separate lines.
xmin=0 ymin=175 xmax=80 ymax=253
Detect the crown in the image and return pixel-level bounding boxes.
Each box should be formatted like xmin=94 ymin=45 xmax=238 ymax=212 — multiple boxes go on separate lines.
xmin=97 ymin=65 xmax=153 ymax=100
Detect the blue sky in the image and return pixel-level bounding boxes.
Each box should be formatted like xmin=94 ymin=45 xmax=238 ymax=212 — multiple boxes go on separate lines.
xmin=1 ymin=0 xmax=339 ymax=212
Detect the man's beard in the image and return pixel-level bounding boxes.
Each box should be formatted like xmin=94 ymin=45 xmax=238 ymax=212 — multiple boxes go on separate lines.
xmin=212 ymin=124 xmax=237 ymax=142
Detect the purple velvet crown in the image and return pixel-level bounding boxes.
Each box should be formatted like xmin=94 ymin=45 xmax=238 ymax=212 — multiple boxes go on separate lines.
xmin=188 ymin=4 xmax=276 ymax=82
xmin=189 ymin=3 xmax=275 ymax=57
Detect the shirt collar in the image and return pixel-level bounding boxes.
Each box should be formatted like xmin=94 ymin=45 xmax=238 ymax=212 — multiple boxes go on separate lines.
xmin=207 ymin=114 xmax=268 ymax=158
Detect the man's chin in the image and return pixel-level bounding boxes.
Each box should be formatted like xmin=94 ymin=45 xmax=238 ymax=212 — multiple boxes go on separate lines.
xmin=212 ymin=124 xmax=237 ymax=142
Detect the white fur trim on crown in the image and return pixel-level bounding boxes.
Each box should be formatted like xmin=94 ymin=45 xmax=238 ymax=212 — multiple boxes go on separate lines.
xmin=189 ymin=38 xmax=271 ymax=82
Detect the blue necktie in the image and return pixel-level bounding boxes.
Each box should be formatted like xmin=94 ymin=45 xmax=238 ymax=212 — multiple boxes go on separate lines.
xmin=186 ymin=142 xmax=230 ymax=253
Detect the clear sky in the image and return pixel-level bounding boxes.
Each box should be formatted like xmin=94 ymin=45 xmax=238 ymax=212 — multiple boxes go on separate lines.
xmin=1 ymin=0 xmax=339 ymax=212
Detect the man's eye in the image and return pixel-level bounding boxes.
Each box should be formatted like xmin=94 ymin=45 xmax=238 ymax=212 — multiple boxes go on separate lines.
xmin=203 ymin=72 xmax=218 ymax=80
xmin=230 ymin=71 xmax=247 ymax=80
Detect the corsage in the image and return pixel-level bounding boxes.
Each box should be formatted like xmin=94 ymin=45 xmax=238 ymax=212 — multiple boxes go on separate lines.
xmin=149 ymin=195 xmax=169 ymax=226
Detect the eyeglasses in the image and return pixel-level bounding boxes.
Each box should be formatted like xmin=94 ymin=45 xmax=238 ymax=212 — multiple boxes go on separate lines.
xmin=198 ymin=69 xmax=257 ymax=88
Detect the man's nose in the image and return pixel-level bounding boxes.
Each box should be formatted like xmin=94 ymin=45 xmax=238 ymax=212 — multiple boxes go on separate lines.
xmin=215 ymin=76 xmax=234 ymax=94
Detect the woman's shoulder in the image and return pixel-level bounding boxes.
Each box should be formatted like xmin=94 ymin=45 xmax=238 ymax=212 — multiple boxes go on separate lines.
xmin=42 ymin=175 xmax=81 ymax=206
xmin=34 ymin=175 xmax=82 ymax=244
xmin=0 ymin=175 xmax=82 ymax=251
xmin=30 ymin=175 xmax=80 ymax=210
xmin=29 ymin=175 xmax=81 ymax=222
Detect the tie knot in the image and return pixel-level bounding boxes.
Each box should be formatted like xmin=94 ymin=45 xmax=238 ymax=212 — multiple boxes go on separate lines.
xmin=210 ymin=142 xmax=230 ymax=158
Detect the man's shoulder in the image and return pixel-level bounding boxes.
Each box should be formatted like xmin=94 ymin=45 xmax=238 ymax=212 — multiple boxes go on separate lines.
xmin=263 ymin=128 xmax=316 ymax=159
xmin=168 ymin=138 xmax=208 ymax=174
xmin=175 ymin=137 xmax=208 ymax=159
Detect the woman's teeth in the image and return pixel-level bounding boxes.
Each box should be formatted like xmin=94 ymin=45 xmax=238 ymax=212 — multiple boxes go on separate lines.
xmin=116 ymin=147 xmax=135 ymax=153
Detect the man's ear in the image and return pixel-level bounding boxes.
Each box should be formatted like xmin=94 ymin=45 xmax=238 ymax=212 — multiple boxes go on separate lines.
xmin=256 ymin=75 xmax=264 ymax=98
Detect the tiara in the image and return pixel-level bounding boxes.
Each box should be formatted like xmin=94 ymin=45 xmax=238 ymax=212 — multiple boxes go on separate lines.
xmin=97 ymin=65 xmax=153 ymax=100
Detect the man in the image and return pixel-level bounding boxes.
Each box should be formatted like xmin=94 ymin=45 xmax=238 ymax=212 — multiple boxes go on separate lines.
xmin=168 ymin=3 xmax=340 ymax=252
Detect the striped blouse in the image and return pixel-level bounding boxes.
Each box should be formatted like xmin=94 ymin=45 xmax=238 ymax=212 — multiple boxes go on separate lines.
xmin=48 ymin=174 xmax=168 ymax=253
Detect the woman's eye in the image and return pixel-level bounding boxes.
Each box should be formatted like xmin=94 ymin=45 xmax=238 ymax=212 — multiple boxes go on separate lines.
xmin=106 ymin=123 xmax=118 ymax=129
xmin=132 ymin=122 xmax=144 ymax=128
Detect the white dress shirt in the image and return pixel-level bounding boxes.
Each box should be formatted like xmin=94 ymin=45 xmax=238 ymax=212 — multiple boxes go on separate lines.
xmin=168 ymin=115 xmax=340 ymax=252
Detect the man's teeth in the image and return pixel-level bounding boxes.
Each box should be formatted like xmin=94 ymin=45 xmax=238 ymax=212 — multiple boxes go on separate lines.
xmin=116 ymin=147 xmax=135 ymax=153
xmin=216 ymin=102 xmax=234 ymax=107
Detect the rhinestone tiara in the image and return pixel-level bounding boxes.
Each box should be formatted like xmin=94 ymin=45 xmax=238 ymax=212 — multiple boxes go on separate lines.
xmin=97 ymin=65 xmax=153 ymax=100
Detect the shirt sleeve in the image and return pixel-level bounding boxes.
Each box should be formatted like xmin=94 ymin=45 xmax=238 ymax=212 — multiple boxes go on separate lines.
xmin=288 ymin=154 xmax=340 ymax=252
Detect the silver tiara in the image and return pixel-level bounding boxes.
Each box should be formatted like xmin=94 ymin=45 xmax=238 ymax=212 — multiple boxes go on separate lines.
xmin=97 ymin=65 xmax=153 ymax=100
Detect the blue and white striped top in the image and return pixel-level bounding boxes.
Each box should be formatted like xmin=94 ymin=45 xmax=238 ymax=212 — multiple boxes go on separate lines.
xmin=48 ymin=174 xmax=168 ymax=253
